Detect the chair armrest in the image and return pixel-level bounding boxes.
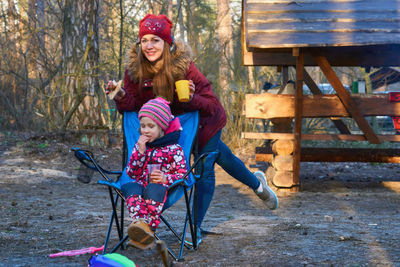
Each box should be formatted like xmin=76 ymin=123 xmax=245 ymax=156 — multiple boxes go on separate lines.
xmin=71 ymin=147 xmax=122 ymax=182
xmin=191 ymin=150 xmax=220 ymax=182
xmin=97 ymin=180 xmax=121 ymax=190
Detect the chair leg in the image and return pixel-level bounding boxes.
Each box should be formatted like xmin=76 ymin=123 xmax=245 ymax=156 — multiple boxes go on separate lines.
xmin=108 ymin=188 xmax=123 ymax=240
xmin=120 ymin=197 xmax=125 ymax=249
xmin=103 ymin=191 xmax=121 ymax=253
xmin=110 ymin=235 xmax=129 ymax=253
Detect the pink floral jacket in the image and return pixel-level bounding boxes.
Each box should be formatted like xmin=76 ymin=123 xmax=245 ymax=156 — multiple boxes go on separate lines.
xmin=126 ymin=137 xmax=187 ymax=187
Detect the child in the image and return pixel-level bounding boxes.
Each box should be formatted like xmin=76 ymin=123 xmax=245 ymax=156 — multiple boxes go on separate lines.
xmin=121 ymin=97 xmax=187 ymax=250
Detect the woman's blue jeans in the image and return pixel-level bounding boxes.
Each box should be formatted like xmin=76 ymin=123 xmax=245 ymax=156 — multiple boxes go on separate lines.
xmin=195 ymin=130 xmax=260 ymax=227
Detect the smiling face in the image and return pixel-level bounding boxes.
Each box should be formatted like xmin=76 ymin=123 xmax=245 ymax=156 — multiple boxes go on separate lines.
xmin=140 ymin=34 xmax=165 ymax=63
xmin=139 ymin=116 xmax=164 ymax=142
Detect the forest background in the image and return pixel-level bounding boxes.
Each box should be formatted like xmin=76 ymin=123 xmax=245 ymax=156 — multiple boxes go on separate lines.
xmin=0 ymin=0 xmax=376 ymax=147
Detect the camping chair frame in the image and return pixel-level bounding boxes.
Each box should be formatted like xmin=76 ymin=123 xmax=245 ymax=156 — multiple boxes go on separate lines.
xmin=72 ymin=111 xmax=218 ymax=261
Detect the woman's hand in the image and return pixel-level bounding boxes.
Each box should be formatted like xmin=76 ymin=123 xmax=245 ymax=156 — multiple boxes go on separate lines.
xmin=106 ymin=80 xmax=126 ymax=100
xmin=137 ymin=135 xmax=150 ymax=154
xmin=189 ymin=80 xmax=195 ymax=100
xmin=149 ymin=170 xmax=165 ymax=184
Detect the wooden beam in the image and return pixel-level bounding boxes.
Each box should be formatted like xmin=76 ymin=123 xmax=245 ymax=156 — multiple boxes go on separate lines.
xmin=314 ymin=55 xmax=380 ymax=144
xmin=255 ymin=147 xmax=400 ymax=164
xmin=242 ymin=132 xmax=295 ymax=140
xmin=245 ymin=93 xmax=400 ymax=119
xmin=301 ymin=148 xmax=400 ymax=163
xmin=303 ymin=69 xmax=351 ymax=134
xmin=241 ymin=45 xmax=400 ymax=67
xmin=243 ymin=132 xmax=400 ymax=142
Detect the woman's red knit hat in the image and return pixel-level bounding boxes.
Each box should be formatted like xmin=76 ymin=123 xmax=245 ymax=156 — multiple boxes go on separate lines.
xmin=139 ymin=14 xmax=173 ymax=46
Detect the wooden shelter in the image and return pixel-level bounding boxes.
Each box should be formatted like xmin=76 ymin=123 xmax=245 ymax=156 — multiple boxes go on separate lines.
xmin=241 ymin=0 xmax=400 ymax=191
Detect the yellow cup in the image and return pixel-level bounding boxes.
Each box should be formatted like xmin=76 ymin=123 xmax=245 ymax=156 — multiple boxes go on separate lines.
xmin=175 ymin=80 xmax=190 ymax=102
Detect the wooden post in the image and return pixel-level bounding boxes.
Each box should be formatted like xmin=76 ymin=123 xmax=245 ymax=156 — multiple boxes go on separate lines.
xmin=282 ymin=66 xmax=289 ymax=90
xmin=293 ymin=49 xmax=304 ymax=190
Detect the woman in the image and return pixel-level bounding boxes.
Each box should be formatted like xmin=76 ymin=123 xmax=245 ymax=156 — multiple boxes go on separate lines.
xmin=107 ymin=14 xmax=278 ymax=244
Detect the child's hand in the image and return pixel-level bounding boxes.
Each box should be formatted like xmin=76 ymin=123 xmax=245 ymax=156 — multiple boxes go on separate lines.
xmin=137 ymin=135 xmax=150 ymax=154
xmin=149 ymin=170 xmax=165 ymax=184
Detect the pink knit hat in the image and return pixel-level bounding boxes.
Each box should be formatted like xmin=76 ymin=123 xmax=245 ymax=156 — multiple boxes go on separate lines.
xmin=139 ymin=97 xmax=172 ymax=131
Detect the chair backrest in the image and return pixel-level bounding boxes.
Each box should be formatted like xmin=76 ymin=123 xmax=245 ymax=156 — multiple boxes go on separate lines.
xmin=117 ymin=111 xmax=199 ymax=191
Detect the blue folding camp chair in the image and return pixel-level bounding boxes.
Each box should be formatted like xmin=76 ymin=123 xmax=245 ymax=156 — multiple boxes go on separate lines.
xmin=72 ymin=111 xmax=219 ymax=261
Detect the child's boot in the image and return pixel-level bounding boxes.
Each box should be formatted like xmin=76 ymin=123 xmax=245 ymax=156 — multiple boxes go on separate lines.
xmin=128 ymin=219 xmax=155 ymax=250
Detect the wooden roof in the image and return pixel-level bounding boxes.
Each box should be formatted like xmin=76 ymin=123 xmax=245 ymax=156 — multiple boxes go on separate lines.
xmin=242 ymin=0 xmax=400 ymax=66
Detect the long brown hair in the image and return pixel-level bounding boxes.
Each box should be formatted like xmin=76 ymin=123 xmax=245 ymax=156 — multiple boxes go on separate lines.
xmin=137 ymin=42 xmax=175 ymax=101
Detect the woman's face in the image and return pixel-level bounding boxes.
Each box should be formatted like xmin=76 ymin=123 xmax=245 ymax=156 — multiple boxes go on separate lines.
xmin=140 ymin=34 xmax=165 ymax=63
xmin=139 ymin=116 xmax=164 ymax=142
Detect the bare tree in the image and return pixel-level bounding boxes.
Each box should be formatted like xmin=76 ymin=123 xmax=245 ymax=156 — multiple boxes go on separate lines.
xmin=61 ymin=0 xmax=100 ymax=131
xmin=217 ymin=0 xmax=234 ymax=105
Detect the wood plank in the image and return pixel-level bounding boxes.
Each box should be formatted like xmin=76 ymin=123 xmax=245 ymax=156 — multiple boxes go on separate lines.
xmin=247 ymin=12 xmax=400 ymax=23
xmin=245 ymin=93 xmax=400 ymax=119
xmin=303 ymin=69 xmax=351 ymax=134
xmin=247 ymin=1 xmax=400 ymax=13
xmin=243 ymin=132 xmax=400 ymax=142
xmin=314 ymin=55 xmax=380 ymax=144
xmin=300 ymin=147 xmax=400 ymax=163
xmin=256 ymin=147 xmax=400 ymax=163
xmin=293 ymin=51 xmax=304 ymax=185
xmin=247 ymin=32 xmax=400 ymax=48
xmin=248 ymin=21 xmax=400 ymax=33
xmin=243 ymin=132 xmax=295 ymax=140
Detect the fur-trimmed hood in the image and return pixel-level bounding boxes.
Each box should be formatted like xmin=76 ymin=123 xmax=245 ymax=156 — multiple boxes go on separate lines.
xmin=125 ymin=38 xmax=193 ymax=82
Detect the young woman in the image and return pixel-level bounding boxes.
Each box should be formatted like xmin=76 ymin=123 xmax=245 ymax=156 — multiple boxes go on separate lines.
xmin=107 ymin=14 xmax=278 ymax=244
xmin=123 ymin=97 xmax=187 ymax=250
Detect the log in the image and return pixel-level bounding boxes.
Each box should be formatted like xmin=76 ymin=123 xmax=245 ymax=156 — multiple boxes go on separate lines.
xmin=271 ymin=155 xmax=294 ymax=171
xmin=272 ymin=139 xmax=295 ymax=155
xmin=272 ymin=170 xmax=296 ymax=188
xmin=265 ymin=166 xmax=276 ymax=182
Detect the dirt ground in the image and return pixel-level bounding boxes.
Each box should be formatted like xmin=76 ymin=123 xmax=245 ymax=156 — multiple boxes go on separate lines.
xmin=1 ymin=131 xmax=400 ymax=267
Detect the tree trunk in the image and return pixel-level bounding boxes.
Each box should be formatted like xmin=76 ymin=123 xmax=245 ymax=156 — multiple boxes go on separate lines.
xmin=177 ymin=0 xmax=185 ymax=39
xmin=217 ymin=0 xmax=234 ymax=105
xmin=167 ymin=0 xmax=173 ymax=22
xmin=185 ymin=0 xmax=199 ymax=54
xmin=61 ymin=0 xmax=100 ymax=131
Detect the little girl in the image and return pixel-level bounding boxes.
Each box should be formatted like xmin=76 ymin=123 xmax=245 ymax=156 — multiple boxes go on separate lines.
xmin=121 ymin=97 xmax=187 ymax=250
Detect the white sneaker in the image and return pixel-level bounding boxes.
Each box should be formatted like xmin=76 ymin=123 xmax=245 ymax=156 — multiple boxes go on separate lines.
xmin=254 ymin=171 xmax=278 ymax=210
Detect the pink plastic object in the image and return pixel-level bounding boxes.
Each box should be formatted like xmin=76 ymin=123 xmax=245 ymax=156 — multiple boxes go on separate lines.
xmin=49 ymin=245 xmax=104 ymax=258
